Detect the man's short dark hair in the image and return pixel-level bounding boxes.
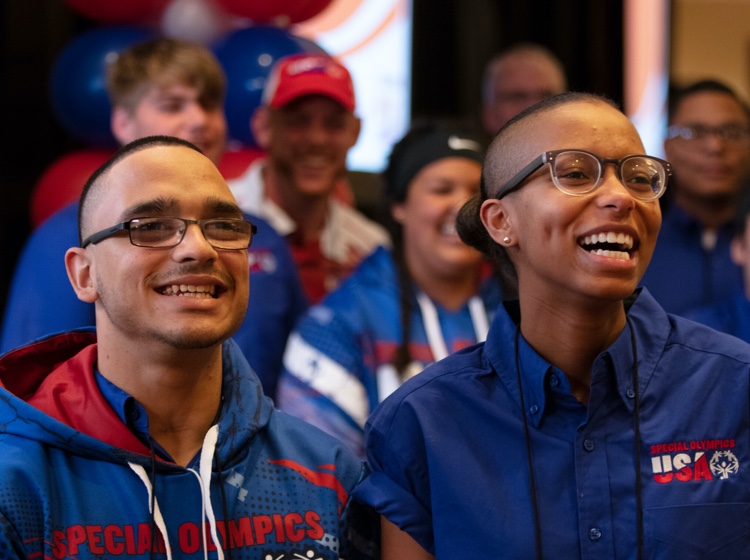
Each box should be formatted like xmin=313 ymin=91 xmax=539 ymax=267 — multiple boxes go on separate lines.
xmin=77 ymin=135 xmax=202 ymax=246
xmin=668 ymin=79 xmax=750 ymax=123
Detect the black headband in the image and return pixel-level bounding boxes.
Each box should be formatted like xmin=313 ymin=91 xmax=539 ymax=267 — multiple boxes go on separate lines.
xmin=385 ymin=129 xmax=484 ymax=202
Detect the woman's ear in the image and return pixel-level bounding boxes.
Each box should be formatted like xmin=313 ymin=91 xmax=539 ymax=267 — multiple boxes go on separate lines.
xmin=65 ymin=247 xmax=100 ymax=303
xmin=391 ymin=202 xmax=406 ymax=224
xmin=480 ymin=198 xmax=515 ymax=247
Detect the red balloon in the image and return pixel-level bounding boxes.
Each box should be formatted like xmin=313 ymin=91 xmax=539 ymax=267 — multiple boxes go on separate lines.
xmin=217 ymin=146 xmax=266 ymax=180
xmin=64 ymin=0 xmax=170 ymax=23
xmin=31 ymin=149 xmax=114 ymax=228
xmin=214 ymin=0 xmax=333 ymax=24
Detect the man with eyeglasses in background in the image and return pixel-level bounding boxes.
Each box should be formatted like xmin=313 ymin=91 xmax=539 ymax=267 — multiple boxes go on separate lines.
xmin=480 ymin=42 xmax=568 ymax=137
xmin=0 ymin=136 xmax=375 ymax=560
xmin=640 ymin=79 xmax=750 ymax=315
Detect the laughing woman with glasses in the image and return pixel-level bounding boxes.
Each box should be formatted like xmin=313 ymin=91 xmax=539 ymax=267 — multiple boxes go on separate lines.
xmin=352 ymin=92 xmax=750 ymax=559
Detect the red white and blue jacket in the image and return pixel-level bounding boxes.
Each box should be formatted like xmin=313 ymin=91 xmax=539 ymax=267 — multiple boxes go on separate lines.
xmin=277 ymin=246 xmax=502 ymax=458
xmin=0 ymin=331 xmax=375 ymax=559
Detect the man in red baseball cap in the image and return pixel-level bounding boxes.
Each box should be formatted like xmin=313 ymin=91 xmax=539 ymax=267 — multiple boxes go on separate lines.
xmin=230 ymin=53 xmax=390 ymax=304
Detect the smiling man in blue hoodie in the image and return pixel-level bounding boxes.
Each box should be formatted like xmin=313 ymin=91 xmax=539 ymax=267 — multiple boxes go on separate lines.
xmin=0 ymin=135 xmax=375 ymax=560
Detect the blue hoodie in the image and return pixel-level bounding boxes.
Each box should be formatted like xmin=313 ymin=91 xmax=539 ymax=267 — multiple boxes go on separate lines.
xmin=0 ymin=331 xmax=376 ymax=560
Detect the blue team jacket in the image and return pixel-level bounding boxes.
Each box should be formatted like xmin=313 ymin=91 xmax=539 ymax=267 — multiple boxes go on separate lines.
xmin=277 ymin=246 xmax=502 ymax=458
xmin=0 ymin=332 xmax=375 ymax=559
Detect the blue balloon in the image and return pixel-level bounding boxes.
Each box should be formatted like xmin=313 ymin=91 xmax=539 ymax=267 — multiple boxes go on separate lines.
xmin=50 ymin=26 xmax=154 ymax=146
xmin=213 ymin=25 xmax=319 ymax=146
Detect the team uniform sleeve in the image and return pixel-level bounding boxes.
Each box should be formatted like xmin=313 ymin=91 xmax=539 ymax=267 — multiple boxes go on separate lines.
xmin=277 ymin=303 xmax=374 ymax=459
xmin=1 ymin=206 xmax=94 ymax=354
xmin=352 ymin=400 xmax=436 ymax=555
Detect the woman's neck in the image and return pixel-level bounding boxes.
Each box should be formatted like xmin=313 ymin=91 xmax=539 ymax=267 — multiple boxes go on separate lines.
xmin=518 ymin=293 xmax=627 ymax=404
xmin=410 ymin=263 xmax=482 ymax=311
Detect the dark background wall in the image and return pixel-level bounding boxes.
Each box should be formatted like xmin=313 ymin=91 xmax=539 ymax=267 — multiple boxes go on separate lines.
xmin=0 ymin=0 xmax=623 ymax=322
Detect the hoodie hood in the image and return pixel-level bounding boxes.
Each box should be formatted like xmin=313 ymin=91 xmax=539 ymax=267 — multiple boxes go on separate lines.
xmin=0 ymin=330 xmax=274 ymax=469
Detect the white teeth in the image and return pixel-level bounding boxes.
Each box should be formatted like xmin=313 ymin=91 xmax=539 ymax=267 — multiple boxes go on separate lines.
xmin=582 ymin=232 xmax=633 ymax=250
xmin=162 ymin=284 xmax=216 ymax=297
xmin=591 ymin=249 xmax=631 ymax=260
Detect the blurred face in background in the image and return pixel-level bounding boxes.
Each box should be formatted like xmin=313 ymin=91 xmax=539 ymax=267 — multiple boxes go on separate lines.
xmin=393 ymin=157 xmax=483 ymax=285
xmin=257 ymin=95 xmax=360 ymax=199
xmin=111 ymin=82 xmax=227 ymax=165
xmin=664 ymin=91 xmax=750 ymax=205
xmin=482 ymin=52 xmax=567 ymax=135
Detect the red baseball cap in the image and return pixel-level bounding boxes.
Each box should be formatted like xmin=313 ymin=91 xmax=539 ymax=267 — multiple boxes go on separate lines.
xmin=262 ymin=53 xmax=356 ymax=111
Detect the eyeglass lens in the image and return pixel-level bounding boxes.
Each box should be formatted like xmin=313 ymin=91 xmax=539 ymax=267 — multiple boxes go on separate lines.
xmin=669 ymin=124 xmax=750 ymax=142
xmin=131 ymin=218 xmax=251 ymax=249
xmin=552 ymin=151 xmax=663 ymax=199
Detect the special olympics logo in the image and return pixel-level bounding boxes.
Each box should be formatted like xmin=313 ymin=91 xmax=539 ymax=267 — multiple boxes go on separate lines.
xmin=709 ymin=450 xmax=739 ymax=479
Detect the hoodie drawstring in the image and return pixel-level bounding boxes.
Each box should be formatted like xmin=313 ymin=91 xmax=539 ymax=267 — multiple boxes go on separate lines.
xmin=128 ymin=424 xmax=227 ymax=560
xmin=416 ymin=292 xmax=489 ymax=361
xmin=128 ymin=461 xmax=174 ymax=560
xmin=188 ymin=424 xmax=225 ymax=560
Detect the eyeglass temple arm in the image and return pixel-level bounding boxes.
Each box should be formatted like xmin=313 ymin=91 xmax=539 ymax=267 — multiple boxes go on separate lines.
xmin=81 ymin=222 xmax=129 ymax=248
xmin=496 ymin=153 xmax=548 ymax=199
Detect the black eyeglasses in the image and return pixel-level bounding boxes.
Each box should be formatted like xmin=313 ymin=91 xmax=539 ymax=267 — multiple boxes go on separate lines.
xmin=495 ymin=149 xmax=672 ymax=201
xmin=81 ymin=217 xmax=257 ymax=250
xmin=666 ymin=123 xmax=750 ymax=143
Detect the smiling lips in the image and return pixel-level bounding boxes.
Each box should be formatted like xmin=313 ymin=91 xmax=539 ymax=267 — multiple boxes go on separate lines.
xmin=160 ymin=284 xmax=218 ymax=298
xmin=580 ymin=232 xmax=635 ymax=261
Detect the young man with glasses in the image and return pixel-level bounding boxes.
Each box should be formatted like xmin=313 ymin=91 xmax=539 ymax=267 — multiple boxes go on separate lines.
xmin=0 ymin=136 xmax=375 ymax=560
xmin=1 ymin=38 xmax=307 ymax=399
xmin=639 ymin=79 xmax=750 ymax=314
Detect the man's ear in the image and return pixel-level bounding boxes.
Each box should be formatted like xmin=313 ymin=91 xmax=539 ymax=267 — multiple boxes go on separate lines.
xmin=347 ymin=116 xmax=362 ymax=148
xmin=480 ymin=198 xmax=516 ymax=246
xmin=731 ymin=235 xmax=747 ymax=267
xmin=251 ymin=106 xmax=271 ymax=150
xmin=111 ymin=106 xmax=137 ymax=146
xmin=65 ymin=247 xmax=99 ymax=303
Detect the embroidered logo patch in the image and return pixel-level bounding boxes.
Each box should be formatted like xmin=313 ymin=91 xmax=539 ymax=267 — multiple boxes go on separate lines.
xmin=649 ymin=439 xmax=738 ymax=484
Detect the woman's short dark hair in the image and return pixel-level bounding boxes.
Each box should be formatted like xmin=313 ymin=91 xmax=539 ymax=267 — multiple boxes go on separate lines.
xmin=456 ymin=92 xmax=620 ymax=298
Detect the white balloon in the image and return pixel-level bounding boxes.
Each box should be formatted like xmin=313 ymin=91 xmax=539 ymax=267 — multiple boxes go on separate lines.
xmin=161 ymin=0 xmax=240 ymax=45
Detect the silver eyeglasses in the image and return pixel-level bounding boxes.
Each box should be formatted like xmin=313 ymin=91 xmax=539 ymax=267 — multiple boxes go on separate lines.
xmin=495 ymin=149 xmax=672 ymax=201
xmin=81 ymin=217 xmax=257 ymax=250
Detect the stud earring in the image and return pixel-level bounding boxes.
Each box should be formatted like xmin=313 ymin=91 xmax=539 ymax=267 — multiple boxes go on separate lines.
xmin=503 ymin=236 xmax=511 ymax=244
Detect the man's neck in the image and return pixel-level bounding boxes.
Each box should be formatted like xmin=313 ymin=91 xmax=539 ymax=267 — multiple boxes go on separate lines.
xmin=96 ymin=341 xmax=224 ymax=467
xmin=675 ymin=191 xmax=735 ymax=230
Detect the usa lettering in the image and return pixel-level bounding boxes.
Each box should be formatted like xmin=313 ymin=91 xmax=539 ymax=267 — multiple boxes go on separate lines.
xmin=651 ymin=452 xmax=713 ymax=483
xmin=649 ymin=438 xmax=740 ymax=484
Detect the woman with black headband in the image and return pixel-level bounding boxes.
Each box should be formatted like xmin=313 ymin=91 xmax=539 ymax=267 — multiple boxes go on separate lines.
xmin=276 ymin=120 xmax=501 ymax=458
xmin=353 ymin=93 xmax=750 ymax=558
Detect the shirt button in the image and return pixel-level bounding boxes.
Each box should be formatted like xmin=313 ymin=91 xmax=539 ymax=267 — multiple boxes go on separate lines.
xmin=583 ymin=439 xmax=595 ymax=452
xmin=589 ymin=527 xmax=602 ymax=541
xmin=626 ymin=388 xmax=635 ymax=399
xmin=529 ymin=404 xmax=539 ymax=414
xmin=549 ymin=374 xmax=560 ymax=387
xmin=129 ymin=408 xmax=140 ymax=420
